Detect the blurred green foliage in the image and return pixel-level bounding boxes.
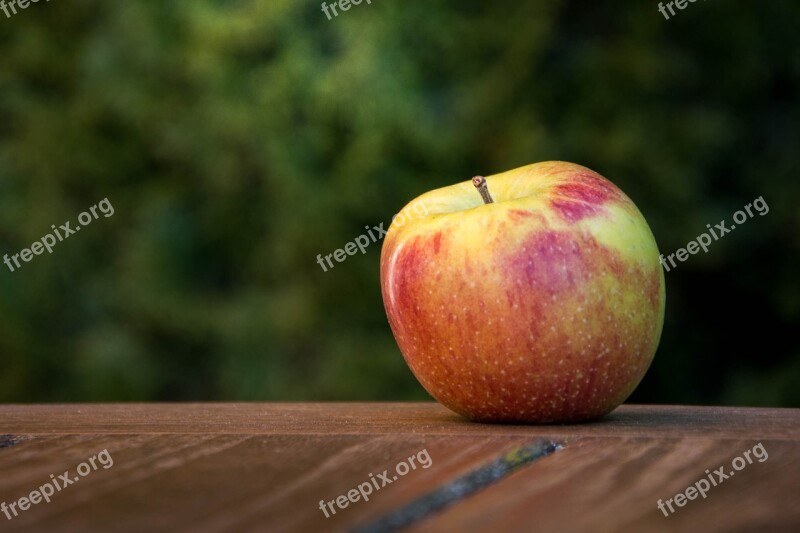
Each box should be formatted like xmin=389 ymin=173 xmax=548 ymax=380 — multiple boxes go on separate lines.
xmin=0 ymin=1 xmax=798 ymax=406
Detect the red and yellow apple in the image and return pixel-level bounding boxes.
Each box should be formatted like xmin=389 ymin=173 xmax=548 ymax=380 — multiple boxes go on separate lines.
xmin=380 ymin=161 xmax=665 ymax=423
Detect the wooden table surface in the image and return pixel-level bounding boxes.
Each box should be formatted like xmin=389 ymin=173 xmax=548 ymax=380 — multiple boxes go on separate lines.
xmin=0 ymin=403 xmax=798 ymax=532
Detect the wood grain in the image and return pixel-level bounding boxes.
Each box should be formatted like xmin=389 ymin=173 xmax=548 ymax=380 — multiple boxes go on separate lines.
xmin=409 ymin=438 xmax=800 ymax=533
xmin=0 ymin=404 xmax=798 ymax=532
xmin=2 ymin=403 xmax=798 ymax=439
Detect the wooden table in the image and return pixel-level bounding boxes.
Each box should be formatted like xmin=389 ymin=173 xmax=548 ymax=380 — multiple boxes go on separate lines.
xmin=0 ymin=404 xmax=798 ymax=532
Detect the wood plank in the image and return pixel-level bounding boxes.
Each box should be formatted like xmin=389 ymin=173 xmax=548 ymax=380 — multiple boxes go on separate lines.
xmin=2 ymin=403 xmax=799 ymax=439
xmin=408 ymin=437 xmax=800 ymax=533
xmin=0 ymin=404 xmax=798 ymax=532
xmin=0 ymin=432 xmax=544 ymax=532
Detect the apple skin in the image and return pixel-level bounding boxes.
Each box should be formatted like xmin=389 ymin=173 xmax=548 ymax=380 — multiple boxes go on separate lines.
xmin=380 ymin=161 xmax=665 ymax=423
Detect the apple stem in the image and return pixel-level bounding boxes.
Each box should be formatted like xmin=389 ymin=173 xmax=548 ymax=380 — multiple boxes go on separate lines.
xmin=472 ymin=176 xmax=494 ymax=204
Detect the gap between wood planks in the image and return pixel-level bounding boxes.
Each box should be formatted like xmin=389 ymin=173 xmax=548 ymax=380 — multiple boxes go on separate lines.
xmin=353 ymin=439 xmax=563 ymax=533
xmin=0 ymin=435 xmax=25 ymax=448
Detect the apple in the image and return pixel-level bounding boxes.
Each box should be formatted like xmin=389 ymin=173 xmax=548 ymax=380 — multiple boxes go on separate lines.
xmin=380 ymin=161 xmax=665 ymax=423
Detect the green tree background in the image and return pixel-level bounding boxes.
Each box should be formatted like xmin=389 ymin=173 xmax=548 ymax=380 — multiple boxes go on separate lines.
xmin=0 ymin=1 xmax=798 ymax=406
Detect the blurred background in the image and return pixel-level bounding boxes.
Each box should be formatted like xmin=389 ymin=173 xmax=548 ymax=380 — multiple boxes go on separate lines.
xmin=0 ymin=1 xmax=797 ymax=406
